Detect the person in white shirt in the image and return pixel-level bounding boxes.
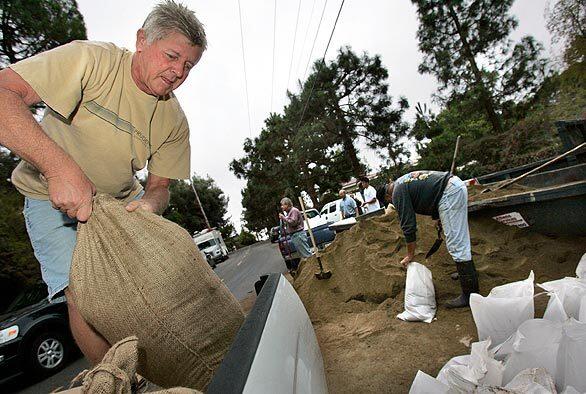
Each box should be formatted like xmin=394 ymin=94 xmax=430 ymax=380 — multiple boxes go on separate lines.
xmin=359 ymin=176 xmax=380 ymax=213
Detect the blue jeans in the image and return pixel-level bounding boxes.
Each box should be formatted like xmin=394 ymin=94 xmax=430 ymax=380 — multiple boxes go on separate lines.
xmin=23 ymin=192 xmax=144 ymax=300
xmin=438 ymin=177 xmax=472 ymax=262
xmin=291 ymin=231 xmax=313 ymax=258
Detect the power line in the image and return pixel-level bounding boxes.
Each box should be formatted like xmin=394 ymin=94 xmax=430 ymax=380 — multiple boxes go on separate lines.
xmin=302 ymin=0 xmax=329 ymax=81
xmin=286 ymin=0 xmax=302 ymax=93
xmin=295 ymin=0 xmax=345 ymax=131
xmin=295 ymin=0 xmax=316 ymax=84
xmin=321 ymin=0 xmax=344 ymax=60
xmin=237 ymin=0 xmax=253 ymax=136
xmin=270 ymin=0 xmax=277 ymax=112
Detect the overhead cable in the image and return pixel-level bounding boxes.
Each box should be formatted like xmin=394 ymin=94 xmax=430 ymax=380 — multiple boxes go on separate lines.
xmin=302 ymin=0 xmax=329 ymax=81
xmin=270 ymin=0 xmax=277 ymax=112
xmin=237 ymin=0 xmax=253 ymax=136
xmin=286 ymin=0 xmax=302 ymax=92
xmin=296 ymin=0 xmax=345 ymax=131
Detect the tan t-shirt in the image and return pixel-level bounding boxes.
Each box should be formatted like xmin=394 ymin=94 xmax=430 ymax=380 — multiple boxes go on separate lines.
xmin=9 ymin=40 xmax=191 ymax=201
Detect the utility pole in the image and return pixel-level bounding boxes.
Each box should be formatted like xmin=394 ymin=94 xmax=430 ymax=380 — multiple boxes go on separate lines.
xmin=190 ymin=176 xmax=211 ymax=230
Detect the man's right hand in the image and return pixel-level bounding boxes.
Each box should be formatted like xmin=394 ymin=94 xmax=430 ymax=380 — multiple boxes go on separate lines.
xmin=46 ymin=164 xmax=95 ymax=222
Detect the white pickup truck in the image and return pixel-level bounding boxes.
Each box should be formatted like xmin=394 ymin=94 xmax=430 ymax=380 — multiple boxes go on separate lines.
xmin=206 ymin=273 xmax=328 ymax=394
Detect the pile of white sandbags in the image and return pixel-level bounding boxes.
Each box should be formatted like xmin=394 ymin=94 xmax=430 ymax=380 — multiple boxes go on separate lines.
xmin=409 ymin=253 xmax=586 ymax=394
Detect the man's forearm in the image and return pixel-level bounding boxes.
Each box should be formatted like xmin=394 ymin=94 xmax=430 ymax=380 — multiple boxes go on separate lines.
xmin=0 ymin=88 xmax=74 ymax=177
xmin=142 ymin=184 xmax=170 ymax=214
xmin=406 ymin=241 xmax=416 ymax=257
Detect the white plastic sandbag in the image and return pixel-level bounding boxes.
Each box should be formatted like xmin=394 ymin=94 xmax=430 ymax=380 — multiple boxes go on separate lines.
xmin=561 ymin=386 xmax=581 ymax=394
xmin=495 ymin=319 xmax=562 ymax=385
xmin=543 ymin=293 xmax=569 ymax=323
xmin=580 ymin=295 xmax=586 ymax=322
xmin=504 ymin=368 xmax=557 ymax=394
xmin=556 ymin=318 xmax=586 ymax=392
xmin=435 ymin=339 xmax=503 ymax=393
xmin=409 ymin=370 xmax=450 ymax=394
xmin=470 ymin=271 xmax=535 ymax=346
xmin=538 ymin=277 xmax=586 ymax=320
xmin=397 ymin=262 xmax=436 ymax=323
xmin=576 ymin=253 xmax=586 ymax=280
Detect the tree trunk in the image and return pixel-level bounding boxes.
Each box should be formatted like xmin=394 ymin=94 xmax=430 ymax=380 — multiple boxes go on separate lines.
xmin=303 ymin=176 xmax=318 ymax=207
xmin=339 ymin=128 xmax=363 ymax=177
xmin=447 ymin=5 xmax=504 ymax=134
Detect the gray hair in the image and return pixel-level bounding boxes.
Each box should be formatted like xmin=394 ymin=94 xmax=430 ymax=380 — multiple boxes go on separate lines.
xmin=142 ymin=0 xmax=207 ymax=49
xmin=280 ymin=197 xmax=293 ymax=207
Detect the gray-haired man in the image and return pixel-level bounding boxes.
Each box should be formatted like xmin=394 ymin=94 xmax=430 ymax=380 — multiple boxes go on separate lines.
xmin=279 ymin=197 xmax=313 ymax=259
xmin=0 ymin=1 xmax=206 ymax=364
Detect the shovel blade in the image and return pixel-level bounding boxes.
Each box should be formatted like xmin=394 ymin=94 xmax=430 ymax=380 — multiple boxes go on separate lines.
xmin=425 ymin=238 xmax=443 ymax=259
xmin=315 ymin=270 xmax=332 ymax=280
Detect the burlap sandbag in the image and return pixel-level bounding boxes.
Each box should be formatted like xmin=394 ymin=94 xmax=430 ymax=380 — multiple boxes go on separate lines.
xmin=58 ymin=336 xmax=202 ymax=394
xmin=69 ymin=194 xmax=244 ymax=390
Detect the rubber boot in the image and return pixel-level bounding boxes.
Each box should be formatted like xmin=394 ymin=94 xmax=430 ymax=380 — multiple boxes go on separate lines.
xmin=445 ymin=260 xmax=479 ymax=309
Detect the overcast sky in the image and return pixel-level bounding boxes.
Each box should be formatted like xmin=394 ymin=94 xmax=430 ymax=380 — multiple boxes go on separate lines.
xmin=77 ymin=0 xmax=555 ymax=231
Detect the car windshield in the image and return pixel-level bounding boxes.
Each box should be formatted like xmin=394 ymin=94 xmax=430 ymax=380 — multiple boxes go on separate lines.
xmin=197 ymin=239 xmax=217 ymax=249
xmin=1 ymin=284 xmax=48 ymax=315
xmin=306 ymin=210 xmax=319 ymax=219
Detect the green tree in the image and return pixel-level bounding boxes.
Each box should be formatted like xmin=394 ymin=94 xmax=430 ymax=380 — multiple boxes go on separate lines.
xmin=231 ymin=47 xmax=410 ymax=232
xmin=0 ymin=150 xmax=40 ymax=302
xmin=0 ymin=0 xmax=87 ymax=300
xmin=236 ymin=229 xmax=257 ymax=247
xmin=163 ymin=174 xmax=230 ymax=236
xmin=292 ymin=46 xmax=410 ymax=175
xmin=412 ymin=0 xmax=548 ymax=134
xmin=546 ymin=0 xmax=585 ymax=66
xmin=0 ymin=0 xmax=87 ymax=66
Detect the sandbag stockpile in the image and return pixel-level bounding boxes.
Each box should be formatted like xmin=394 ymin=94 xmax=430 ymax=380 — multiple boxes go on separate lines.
xmin=411 ymin=256 xmax=586 ymax=393
xmin=70 ymin=195 xmax=244 ymax=390
xmin=293 ymin=209 xmax=586 ymax=393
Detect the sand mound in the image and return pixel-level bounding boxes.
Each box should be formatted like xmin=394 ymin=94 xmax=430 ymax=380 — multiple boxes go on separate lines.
xmin=294 ymin=210 xmax=585 ymax=393
xmin=468 ymin=182 xmax=535 ymax=202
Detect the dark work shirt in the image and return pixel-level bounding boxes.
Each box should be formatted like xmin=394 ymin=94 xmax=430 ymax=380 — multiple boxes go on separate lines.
xmin=392 ymin=171 xmax=451 ymax=243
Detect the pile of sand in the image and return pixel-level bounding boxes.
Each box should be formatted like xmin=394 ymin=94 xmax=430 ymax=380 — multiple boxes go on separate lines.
xmin=293 ymin=211 xmax=585 ymax=393
xmin=468 ymin=182 xmax=535 ymax=202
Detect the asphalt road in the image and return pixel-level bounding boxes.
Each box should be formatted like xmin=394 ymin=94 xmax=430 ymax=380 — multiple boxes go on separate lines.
xmin=4 ymin=240 xmax=286 ymax=394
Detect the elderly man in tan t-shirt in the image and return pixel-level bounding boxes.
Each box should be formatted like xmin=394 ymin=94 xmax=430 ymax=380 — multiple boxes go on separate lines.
xmin=0 ymin=1 xmax=206 ymax=365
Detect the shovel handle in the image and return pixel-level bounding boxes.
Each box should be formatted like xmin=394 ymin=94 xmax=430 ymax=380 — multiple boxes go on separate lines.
xmin=298 ymin=196 xmax=320 ymax=256
xmin=482 ymin=141 xmax=586 ymax=194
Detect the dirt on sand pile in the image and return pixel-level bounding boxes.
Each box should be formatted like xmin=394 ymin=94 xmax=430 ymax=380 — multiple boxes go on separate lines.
xmin=294 ymin=211 xmax=585 ymax=393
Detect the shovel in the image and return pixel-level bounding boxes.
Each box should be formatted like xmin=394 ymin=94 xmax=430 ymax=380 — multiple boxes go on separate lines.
xmin=481 ymin=142 xmax=586 ymax=194
xmin=425 ymin=223 xmax=443 ymax=259
xmin=298 ymin=196 xmax=332 ymax=280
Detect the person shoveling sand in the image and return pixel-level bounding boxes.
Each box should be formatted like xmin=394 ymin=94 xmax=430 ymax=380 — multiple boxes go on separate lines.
xmin=293 ymin=210 xmax=586 ymax=393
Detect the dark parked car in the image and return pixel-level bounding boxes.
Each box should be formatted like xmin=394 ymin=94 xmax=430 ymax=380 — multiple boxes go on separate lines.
xmin=0 ymin=284 xmax=77 ymax=384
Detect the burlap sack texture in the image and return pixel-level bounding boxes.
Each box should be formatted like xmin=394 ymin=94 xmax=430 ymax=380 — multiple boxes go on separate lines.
xmin=56 ymin=336 xmax=202 ymax=394
xmin=69 ymin=194 xmax=244 ymax=390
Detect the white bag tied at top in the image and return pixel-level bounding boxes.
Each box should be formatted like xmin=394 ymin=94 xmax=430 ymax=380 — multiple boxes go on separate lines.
xmin=543 ymin=292 xmax=569 ymax=323
xmin=409 ymin=370 xmax=451 ymax=394
xmin=397 ymin=262 xmax=436 ymax=323
xmin=539 ymin=277 xmax=586 ymax=321
xmin=470 ymin=271 xmax=535 ymax=347
xmin=435 ymin=339 xmax=504 ymax=393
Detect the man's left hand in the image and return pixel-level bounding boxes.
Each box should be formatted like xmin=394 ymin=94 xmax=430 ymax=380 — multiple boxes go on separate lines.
xmin=125 ymin=199 xmax=156 ymax=214
xmin=400 ymin=254 xmax=414 ymax=268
